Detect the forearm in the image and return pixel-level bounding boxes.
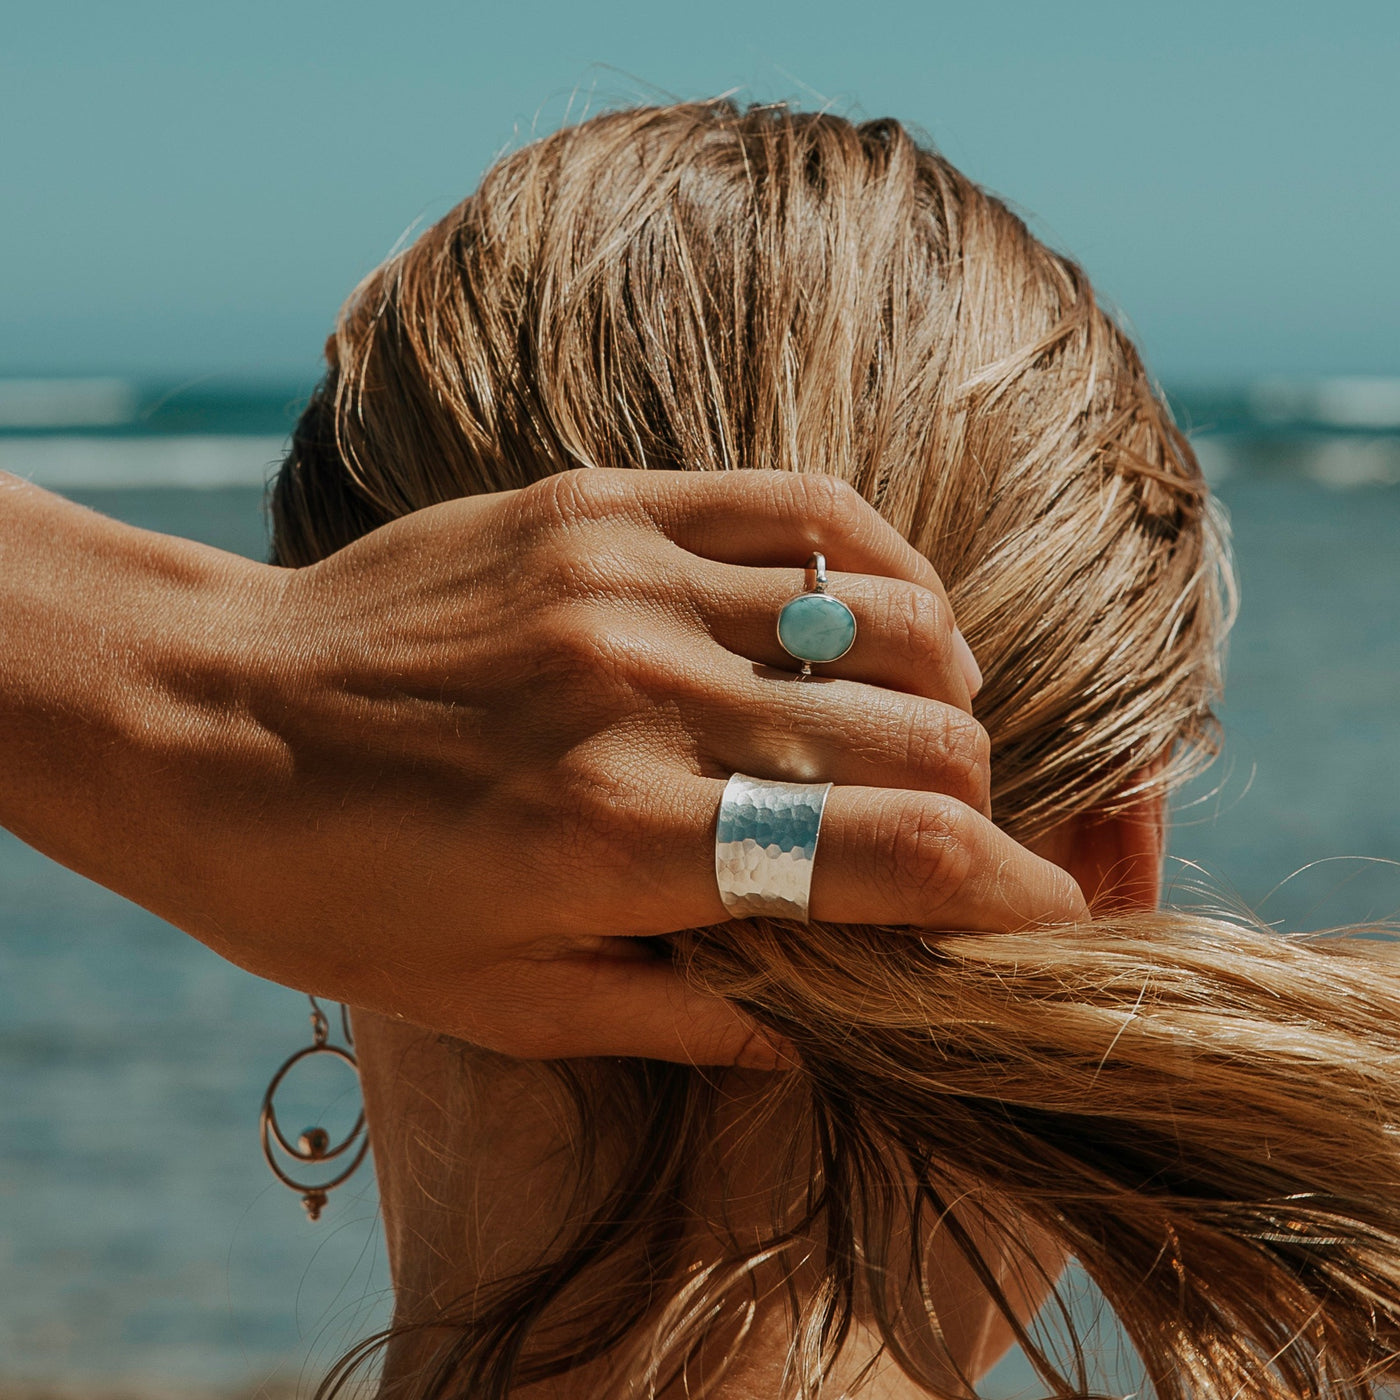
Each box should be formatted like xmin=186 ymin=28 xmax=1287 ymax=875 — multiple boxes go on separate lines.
xmin=0 ymin=467 xmax=1080 ymax=1064
xmin=0 ymin=472 xmax=276 ymax=919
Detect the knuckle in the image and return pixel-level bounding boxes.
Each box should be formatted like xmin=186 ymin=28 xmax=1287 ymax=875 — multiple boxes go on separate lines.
xmin=533 ymin=608 xmax=631 ymax=692
xmin=881 ymin=585 xmax=950 ymax=665
xmin=520 ymin=470 xmax=579 ymax=529
xmin=534 ymin=605 xmax=695 ymax=712
xmin=557 ymin=750 xmax=655 ymax=870
xmin=588 ymin=624 xmax=681 ymax=697
xmin=887 ymin=797 xmax=977 ymax=912
xmin=892 ymin=703 xmax=948 ymax=777
xmin=535 ymin=538 xmax=625 ymax=603
xmin=649 ymin=650 xmax=714 ymax=709
xmin=793 ymin=472 xmax=867 ymax=540
xmin=524 ymin=467 xmax=632 ymax=530
xmin=943 ymin=713 xmax=992 ymax=808
xmin=887 ymin=704 xmax=988 ymax=808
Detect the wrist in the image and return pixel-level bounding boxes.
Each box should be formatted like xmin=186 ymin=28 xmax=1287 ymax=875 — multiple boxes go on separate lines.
xmin=0 ymin=475 xmax=289 ymax=915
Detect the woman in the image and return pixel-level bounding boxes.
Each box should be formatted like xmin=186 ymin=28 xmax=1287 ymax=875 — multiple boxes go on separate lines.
xmin=271 ymin=103 xmax=1400 ymax=1399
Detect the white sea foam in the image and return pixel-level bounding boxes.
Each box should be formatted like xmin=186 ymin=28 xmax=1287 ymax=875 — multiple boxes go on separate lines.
xmin=1191 ymin=431 xmax=1400 ymax=489
xmin=1300 ymin=435 xmax=1400 ymax=488
xmin=0 ymin=378 xmax=138 ymax=429
xmin=0 ymin=434 xmax=285 ymax=489
xmin=1192 ymin=436 xmax=1235 ymax=484
xmin=1250 ymin=377 xmax=1400 ymax=430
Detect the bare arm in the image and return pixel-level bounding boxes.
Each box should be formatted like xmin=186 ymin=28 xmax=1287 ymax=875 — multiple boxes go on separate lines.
xmin=0 ymin=469 xmax=1085 ymax=1064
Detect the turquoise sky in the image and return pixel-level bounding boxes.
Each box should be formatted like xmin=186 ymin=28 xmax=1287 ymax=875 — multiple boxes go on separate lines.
xmin=3 ymin=0 xmax=1396 ymax=382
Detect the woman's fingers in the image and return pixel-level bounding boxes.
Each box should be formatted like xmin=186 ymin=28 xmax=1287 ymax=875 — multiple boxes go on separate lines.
xmin=529 ymin=467 xmax=946 ymax=600
xmin=808 ymin=785 xmax=1088 ymax=930
xmin=465 ymin=954 xmax=793 ymax=1067
xmin=522 ymin=469 xmax=983 ymax=700
xmin=693 ymin=671 xmax=992 ymax=816
xmin=634 ymin=778 xmax=1087 ymax=937
xmin=690 ymin=558 xmax=977 ymax=703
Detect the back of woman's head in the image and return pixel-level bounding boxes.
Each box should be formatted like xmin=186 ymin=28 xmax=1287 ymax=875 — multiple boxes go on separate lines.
xmin=272 ymin=102 xmax=1400 ymax=1400
xmin=274 ymin=101 xmax=1218 ymax=836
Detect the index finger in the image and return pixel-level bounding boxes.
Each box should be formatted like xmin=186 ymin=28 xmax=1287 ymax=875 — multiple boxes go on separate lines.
xmin=490 ymin=956 xmax=794 ymax=1067
xmin=525 ymin=466 xmax=981 ymax=697
xmin=571 ymin=468 xmax=946 ymax=595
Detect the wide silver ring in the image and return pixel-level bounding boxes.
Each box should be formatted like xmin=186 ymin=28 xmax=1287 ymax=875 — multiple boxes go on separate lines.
xmin=714 ymin=772 xmax=833 ymax=923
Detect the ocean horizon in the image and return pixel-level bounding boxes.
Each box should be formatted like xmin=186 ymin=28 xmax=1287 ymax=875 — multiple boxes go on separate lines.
xmin=2 ymin=375 xmax=1400 ymax=494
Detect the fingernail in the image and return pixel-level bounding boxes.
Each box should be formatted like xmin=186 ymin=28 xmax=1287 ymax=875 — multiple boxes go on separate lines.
xmin=952 ymin=628 xmax=983 ymax=697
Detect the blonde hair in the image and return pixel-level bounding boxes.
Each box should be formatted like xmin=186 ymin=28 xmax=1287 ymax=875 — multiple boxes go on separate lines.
xmin=272 ymin=102 xmax=1400 ymax=1399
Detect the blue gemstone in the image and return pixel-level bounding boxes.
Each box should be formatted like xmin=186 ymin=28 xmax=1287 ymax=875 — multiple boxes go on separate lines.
xmin=777 ymin=592 xmax=857 ymax=664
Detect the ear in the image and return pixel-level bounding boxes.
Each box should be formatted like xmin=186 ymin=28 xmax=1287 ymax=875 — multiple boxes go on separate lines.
xmin=1029 ymin=782 xmax=1166 ymax=914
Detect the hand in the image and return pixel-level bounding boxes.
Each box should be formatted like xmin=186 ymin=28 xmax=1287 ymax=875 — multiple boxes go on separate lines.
xmin=0 ymin=469 xmax=1086 ymax=1064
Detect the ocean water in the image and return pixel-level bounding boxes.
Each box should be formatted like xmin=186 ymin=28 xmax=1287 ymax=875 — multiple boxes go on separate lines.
xmin=0 ymin=391 xmax=1397 ymax=1397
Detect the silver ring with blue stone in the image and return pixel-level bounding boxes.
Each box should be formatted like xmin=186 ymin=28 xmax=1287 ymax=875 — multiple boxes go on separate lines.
xmin=776 ymin=552 xmax=858 ymax=678
xmin=714 ymin=772 xmax=833 ymax=923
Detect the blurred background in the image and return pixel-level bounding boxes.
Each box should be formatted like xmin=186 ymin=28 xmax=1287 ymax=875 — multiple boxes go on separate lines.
xmin=1 ymin=1 xmax=1396 ymax=1395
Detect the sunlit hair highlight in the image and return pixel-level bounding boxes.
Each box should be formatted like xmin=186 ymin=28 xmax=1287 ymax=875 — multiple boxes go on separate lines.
xmin=271 ymin=101 xmax=1400 ymax=1400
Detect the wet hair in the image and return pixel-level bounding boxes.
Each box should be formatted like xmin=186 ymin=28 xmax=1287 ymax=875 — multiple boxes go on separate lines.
xmin=271 ymin=102 xmax=1400 ymax=1400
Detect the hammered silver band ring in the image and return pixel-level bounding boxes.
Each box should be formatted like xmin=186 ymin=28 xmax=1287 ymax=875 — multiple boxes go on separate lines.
xmin=714 ymin=772 xmax=833 ymax=923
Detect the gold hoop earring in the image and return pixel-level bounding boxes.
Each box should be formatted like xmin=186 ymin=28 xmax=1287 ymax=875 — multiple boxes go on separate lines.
xmin=260 ymin=996 xmax=369 ymax=1221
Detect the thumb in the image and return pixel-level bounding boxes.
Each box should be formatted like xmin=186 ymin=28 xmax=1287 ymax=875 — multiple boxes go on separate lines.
xmin=501 ymin=956 xmax=795 ymax=1068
